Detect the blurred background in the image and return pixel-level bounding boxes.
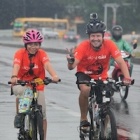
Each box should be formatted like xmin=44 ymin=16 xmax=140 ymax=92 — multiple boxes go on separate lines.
xmin=0 ymin=0 xmax=140 ymax=56
xmin=0 ymin=0 xmax=140 ymax=35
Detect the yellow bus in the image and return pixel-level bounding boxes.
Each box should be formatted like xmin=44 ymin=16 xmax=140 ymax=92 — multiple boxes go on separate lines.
xmin=12 ymin=17 xmax=69 ymax=38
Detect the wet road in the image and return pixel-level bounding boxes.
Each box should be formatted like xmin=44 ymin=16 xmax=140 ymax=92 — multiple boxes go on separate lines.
xmin=0 ymin=39 xmax=140 ymax=140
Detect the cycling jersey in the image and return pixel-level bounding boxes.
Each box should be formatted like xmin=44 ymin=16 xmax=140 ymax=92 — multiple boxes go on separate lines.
xmin=13 ymin=48 xmax=49 ymax=90
xmin=74 ymin=39 xmax=121 ymax=80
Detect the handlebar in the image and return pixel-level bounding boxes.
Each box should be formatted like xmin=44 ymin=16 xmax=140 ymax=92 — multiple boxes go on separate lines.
xmin=76 ymin=78 xmax=134 ymax=87
xmin=76 ymin=78 xmax=115 ymax=85
xmin=115 ymin=79 xmax=134 ymax=86
xmin=8 ymin=77 xmax=61 ymax=86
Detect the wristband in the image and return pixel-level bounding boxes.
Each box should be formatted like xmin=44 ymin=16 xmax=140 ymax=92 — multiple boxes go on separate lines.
xmin=11 ymin=75 xmax=17 ymax=78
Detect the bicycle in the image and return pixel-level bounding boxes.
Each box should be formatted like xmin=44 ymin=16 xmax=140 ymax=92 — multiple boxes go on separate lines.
xmin=8 ymin=77 xmax=60 ymax=140
xmin=77 ymin=78 xmax=119 ymax=140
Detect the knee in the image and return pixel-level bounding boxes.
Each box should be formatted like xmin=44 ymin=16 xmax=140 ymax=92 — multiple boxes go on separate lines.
xmin=80 ymin=85 xmax=90 ymax=97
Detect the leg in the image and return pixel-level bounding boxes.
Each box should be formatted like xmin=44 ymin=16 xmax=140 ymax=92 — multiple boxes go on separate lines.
xmin=79 ymin=84 xmax=90 ymax=121
xmin=43 ymin=119 xmax=47 ymax=140
xmin=75 ymin=72 xmax=91 ymax=121
xmin=38 ymin=91 xmax=47 ymax=140
xmin=12 ymin=85 xmax=27 ymax=114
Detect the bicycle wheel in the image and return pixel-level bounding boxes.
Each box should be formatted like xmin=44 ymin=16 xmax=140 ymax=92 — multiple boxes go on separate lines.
xmin=99 ymin=109 xmax=117 ymax=140
xmin=30 ymin=114 xmax=38 ymax=140
xmin=88 ymin=101 xmax=99 ymax=140
xmin=88 ymin=105 xmax=94 ymax=140
xmin=24 ymin=115 xmax=32 ymax=140
xmin=119 ymin=85 xmax=129 ymax=100
xmin=36 ymin=107 xmax=44 ymax=140
xmin=118 ymin=75 xmax=129 ymax=100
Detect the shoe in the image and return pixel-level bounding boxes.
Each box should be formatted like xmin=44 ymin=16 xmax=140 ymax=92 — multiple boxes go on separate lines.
xmin=80 ymin=120 xmax=90 ymax=135
xmin=18 ymin=133 xmax=25 ymax=140
xmin=14 ymin=113 xmax=24 ymax=128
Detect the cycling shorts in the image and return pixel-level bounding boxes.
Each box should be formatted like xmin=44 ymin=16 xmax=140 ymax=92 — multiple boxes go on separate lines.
xmin=75 ymin=72 xmax=91 ymax=90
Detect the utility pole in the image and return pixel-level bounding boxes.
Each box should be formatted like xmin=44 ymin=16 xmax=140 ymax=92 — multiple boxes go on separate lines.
xmin=104 ymin=3 xmax=119 ymax=29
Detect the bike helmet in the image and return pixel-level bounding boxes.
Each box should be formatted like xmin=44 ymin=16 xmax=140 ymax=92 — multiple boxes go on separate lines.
xmin=86 ymin=13 xmax=106 ymax=35
xmin=111 ymin=25 xmax=123 ymax=41
xmin=23 ymin=29 xmax=43 ymax=44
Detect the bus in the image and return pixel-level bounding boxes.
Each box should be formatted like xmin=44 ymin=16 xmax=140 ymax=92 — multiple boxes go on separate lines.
xmin=12 ymin=17 xmax=69 ymax=38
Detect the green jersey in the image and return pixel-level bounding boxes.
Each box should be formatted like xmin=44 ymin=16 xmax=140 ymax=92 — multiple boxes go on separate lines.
xmin=111 ymin=38 xmax=132 ymax=54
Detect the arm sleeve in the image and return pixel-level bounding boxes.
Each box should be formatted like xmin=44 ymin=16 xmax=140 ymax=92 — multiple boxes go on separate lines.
xmin=40 ymin=50 xmax=50 ymax=64
xmin=13 ymin=50 xmax=23 ymax=66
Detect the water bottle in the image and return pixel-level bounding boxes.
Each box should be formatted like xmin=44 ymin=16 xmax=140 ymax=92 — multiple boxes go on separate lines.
xmin=18 ymin=88 xmax=33 ymax=113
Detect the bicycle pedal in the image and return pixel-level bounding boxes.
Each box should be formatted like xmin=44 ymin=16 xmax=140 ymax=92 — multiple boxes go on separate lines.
xmin=80 ymin=128 xmax=90 ymax=137
xmin=18 ymin=134 xmax=24 ymax=140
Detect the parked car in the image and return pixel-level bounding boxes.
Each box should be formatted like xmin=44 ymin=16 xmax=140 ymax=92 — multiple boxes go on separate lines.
xmin=38 ymin=27 xmax=59 ymax=39
xmin=63 ymin=31 xmax=80 ymax=42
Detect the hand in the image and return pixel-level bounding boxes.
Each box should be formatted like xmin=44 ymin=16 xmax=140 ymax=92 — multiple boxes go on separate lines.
xmin=123 ymin=77 xmax=132 ymax=85
xmin=66 ymin=54 xmax=75 ymax=64
xmin=52 ymin=75 xmax=60 ymax=83
xmin=66 ymin=47 xmax=76 ymax=56
xmin=10 ymin=77 xmax=18 ymax=85
xmin=66 ymin=47 xmax=75 ymax=64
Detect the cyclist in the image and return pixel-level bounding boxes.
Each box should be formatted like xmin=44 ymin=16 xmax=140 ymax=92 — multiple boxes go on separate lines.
xmin=110 ymin=25 xmax=135 ymax=76
xmin=10 ymin=29 xmax=60 ymax=140
xmin=66 ymin=13 xmax=132 ymax=134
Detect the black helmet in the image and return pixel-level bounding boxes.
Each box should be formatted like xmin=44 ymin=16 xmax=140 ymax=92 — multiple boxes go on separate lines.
xmin=86 ymin=13 xmax=106 ymax=35
xmin=111 ymin=25 xmax=123 ymax=41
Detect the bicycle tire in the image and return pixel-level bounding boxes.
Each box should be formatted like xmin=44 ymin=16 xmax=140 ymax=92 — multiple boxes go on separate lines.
xmin=88 ymin=103 xmax=95 ymax=140
xmin=99 ymin=108 xmax=117 ymax=140
xmin=36 ymin=109 xmax=44 ymax=140
xmin=118 ymin=74 xmax=129 ymax=100
xmin=119 ymin=85 xmax=129 ymax=100
xmin=24 ymin=115 xmax=32 ymax=140
xmin=30 ymin=115 xmax=38 ymax=140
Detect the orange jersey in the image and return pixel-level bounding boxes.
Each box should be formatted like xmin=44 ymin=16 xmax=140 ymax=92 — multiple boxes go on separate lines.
xmin=13 ymin=48 xmax=49 ymax=90
xmin=74 ymin=39 xmax=121 ymax=80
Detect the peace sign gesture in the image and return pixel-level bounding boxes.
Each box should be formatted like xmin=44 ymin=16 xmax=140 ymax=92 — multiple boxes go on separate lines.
xmin=66 ymin=46 xmax=76 ymax=64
